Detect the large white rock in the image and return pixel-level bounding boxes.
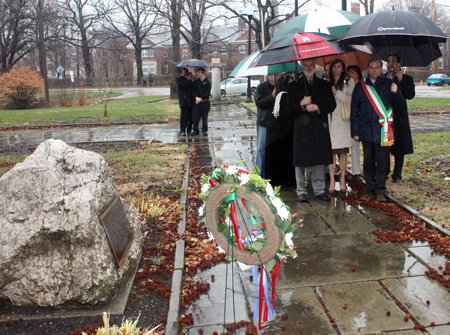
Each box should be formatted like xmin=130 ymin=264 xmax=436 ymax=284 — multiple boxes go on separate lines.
xmin=0 ymin=139 xmax=143 ymax=307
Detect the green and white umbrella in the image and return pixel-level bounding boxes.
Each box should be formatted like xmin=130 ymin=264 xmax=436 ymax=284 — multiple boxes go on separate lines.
xmin=230 ymin=52 xmax=302 ymax=77
xmin=272 ymin=8 xmax=361 ymax=41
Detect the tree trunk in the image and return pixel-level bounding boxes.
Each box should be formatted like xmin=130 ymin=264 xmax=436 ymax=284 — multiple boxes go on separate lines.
xmin=80 ymin=30 xmax=93 ymax=78
xmin=135 ymin=45 xmax=143 ymax=86
xmin=170 ymin=0 xmax=182 ymax=100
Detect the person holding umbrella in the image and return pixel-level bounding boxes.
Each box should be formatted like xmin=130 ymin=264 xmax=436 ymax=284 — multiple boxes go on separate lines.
xmin=177 ymin=68 xmax=195 ymax=136
xmin=384 ymin=54 xmax=415 ymax=184
xmin=350 ymin=56 xmax=404 ymax=202
xmin=287 ymin=58 xmax=336 ymax=202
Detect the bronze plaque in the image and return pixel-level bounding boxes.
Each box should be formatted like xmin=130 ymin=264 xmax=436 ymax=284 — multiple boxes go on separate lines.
xmin=99 ymin=196 xmax=134 ymax=267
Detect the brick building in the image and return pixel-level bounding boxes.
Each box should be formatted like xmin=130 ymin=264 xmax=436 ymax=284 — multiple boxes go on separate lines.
xmin=129 ymin=19 xmax=256 ymax=81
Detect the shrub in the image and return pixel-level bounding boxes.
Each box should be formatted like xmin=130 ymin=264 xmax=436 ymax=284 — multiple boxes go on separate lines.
xmin=0 ymin=67 xmax=44 ymax=109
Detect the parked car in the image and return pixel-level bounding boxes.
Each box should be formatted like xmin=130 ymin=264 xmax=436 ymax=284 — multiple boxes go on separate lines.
xmin=427 ymin=74 xmax=450 ymax=86
xmin=220 ymin=77 xmax=261 ymax=97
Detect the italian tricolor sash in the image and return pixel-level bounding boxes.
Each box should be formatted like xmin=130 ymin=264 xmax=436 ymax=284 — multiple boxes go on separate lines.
xmin=361 ymin=80 xmax=394 ymax=146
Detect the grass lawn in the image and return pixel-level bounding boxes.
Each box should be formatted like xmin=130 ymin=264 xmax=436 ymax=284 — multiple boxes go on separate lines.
xmin=408 ymin=97 xmax=450 ymax=110
xmin=0 ymin=96 xmax=180 ymax=127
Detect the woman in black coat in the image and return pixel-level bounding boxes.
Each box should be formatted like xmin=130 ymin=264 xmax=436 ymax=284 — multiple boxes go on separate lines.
xmin=265 ymin=75 xmax=295 ymax=189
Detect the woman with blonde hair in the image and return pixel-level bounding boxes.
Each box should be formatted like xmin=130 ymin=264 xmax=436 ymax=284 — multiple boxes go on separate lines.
xmin=328 ymin=59 xmax=354 ymax=192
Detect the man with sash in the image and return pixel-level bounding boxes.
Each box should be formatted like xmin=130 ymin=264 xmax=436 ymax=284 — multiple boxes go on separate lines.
xmin=350 ymin=56 xmax=404 ymax=202
xmin=287 ymin=58 xmax=336 ymax=202
xmin=384 ymin=54 xmax=415 ymax=184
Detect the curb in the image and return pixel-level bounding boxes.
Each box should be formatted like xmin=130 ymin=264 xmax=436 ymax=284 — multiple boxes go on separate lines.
xmin=165 ymin=144 xmax=191 ymax=334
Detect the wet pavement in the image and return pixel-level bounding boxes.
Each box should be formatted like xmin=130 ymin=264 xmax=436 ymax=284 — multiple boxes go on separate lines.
xmin=2 ymin=104 xmax=450 ymax=334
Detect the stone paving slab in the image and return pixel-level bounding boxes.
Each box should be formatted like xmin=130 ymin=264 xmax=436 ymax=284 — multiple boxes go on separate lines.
xmin=291 ymin=213 xmax=334 ymax=236
xmin=278 ymin=234 xmax=420 ymax=287
xmin=319 ymin=281 xmax=415 ymax=334
xmin=321 ymin=211 xmax=378 ymax=234
xmin=185 ymin=262 xmax=250 ymax=327
xmin=428 ymin=325 xmax=450 ymax=334
xmin=383 ymin=276 xmax=450 ymax=325
xmin=407 ymin=245 xmax=448 ymax=270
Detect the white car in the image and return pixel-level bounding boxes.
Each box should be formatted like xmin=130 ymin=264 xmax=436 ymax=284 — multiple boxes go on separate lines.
xmin=220 ymin=77 xmax=261 ymax=97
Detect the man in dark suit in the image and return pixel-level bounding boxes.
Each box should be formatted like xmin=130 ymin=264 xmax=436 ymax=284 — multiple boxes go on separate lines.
xmin=351 ymin=56 xmax=404 ymax=202
xmin=191 ymin=68 xmax=211 ymax=136
xmin=176 ymin=68 xmax=194 ymax=136
xmin=287 ymin=58 xmax=337 ymax=202
xmin=385 ymin=54 xmax=415 ymax=183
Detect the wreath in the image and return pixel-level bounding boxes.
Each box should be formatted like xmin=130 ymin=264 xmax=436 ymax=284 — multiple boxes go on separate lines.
xmin=198 ymin=163 xmax=301 ymax=272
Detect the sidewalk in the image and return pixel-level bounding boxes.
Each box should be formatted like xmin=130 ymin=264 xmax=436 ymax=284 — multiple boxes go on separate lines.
xmin=176 ymin=105 xmax=450 ymax=334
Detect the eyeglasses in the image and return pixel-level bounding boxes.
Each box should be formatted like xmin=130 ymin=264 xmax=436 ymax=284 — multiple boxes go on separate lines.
xmin=303 ymin=63 xmax=315 ymax=68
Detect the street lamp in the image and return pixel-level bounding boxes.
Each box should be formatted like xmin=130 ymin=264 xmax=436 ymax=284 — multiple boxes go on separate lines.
xmin=245 ymin=13 xmax=253 ymax=103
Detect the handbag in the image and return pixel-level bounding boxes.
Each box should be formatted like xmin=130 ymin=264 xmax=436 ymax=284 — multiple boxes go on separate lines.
xmin=341 ymin=84 xmax=351 ymax=121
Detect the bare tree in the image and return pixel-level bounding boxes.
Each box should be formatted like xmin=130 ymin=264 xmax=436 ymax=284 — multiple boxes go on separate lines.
xmin=210 ymin=0 xmax=311 ymax=50
xmin=91 ymin=34 xmax=128 ymax=116
xmin=0 ymin=0 xmax=36 ymax=72
xmin=358 ymin=0 xmax=375 ymax=15
xmin=166 ymin=0 xmax=183 ymax=99
xmin=181 ymin=0 xmax=211 ymax=59
xmin=56 ymin=0 xmax=105 ymax=78
xmin=102 ymin=0 xmax=162 ymax=86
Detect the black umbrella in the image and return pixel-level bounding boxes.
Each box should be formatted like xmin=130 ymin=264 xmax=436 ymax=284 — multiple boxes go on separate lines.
xmin=340 ymin=10 xmax=447 ymax=66
xmin=340 ymin=10 xmax=447 ymax=46
xmin=176 ymin=59 xmax=211 ymax=68
xmin=373 ymin=43 xmax=442 ymax=67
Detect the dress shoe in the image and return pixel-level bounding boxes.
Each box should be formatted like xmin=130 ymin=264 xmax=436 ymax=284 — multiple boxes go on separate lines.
xmin=360 ymin=192 xmax=374 ymax=201
xmin=316 ymin=193 xmax=330 ymax=201
xmin=202 ymin=132 xmax=208 ymax=136
xmin=392 ymin=176 xmax=402 ymax=184
xmin=354 ymin=174 xmax=362 ymax=179
xmin=298 ymin=194 xmax=307 ymax=202
xmin=180 ymin=131 xmax=186 ymax=136
xmin=376 ymin=193 xmax=387 ymax=202
xmin=190 ymin=131 xmax=199 ymax=136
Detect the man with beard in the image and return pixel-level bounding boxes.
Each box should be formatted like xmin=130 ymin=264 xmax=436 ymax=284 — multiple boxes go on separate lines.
xmin=384 ymin=54 xmax=415 ymax=183
xmin=287 ymin=58 xmax=336 ymax=202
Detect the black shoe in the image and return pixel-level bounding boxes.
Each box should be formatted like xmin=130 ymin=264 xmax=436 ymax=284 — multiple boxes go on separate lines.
xmin=202 ymin=132 xmax=208 ymax=136
xmin=316 ymin=193 xmax=331 ymax=201
xmin=392 ymin=176 xmax=402 ymax=184
xmin=180 ymin=131 xmax=186 ymax=136
xmin=190 ymin=131 xmax=199 ymax=136
xmin=298 ymin=194 xmax=307 ymax=202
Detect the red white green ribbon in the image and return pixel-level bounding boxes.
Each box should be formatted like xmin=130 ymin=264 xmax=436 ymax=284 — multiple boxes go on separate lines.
xmin=361 ymin=80 xmax=394 ymax=146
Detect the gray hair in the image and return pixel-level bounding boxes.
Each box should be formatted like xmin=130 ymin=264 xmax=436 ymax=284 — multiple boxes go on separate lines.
xmin=367 ymin=55 xmax=383 ymax=67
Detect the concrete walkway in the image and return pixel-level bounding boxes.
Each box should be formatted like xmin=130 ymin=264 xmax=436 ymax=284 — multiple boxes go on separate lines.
xmin=1 ymin=104 xmax=450 ymax=334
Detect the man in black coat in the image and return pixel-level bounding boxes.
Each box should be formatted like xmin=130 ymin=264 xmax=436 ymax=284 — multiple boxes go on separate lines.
xmin=254 ymin=74 xmax=278 ymax=178
xmin=351 ymin=56 xmax=404 ymax=202
xmin=177 ymin=68 xmax=194 ymax=136
xmin=191 ymin=68 xmax=211 ymax=136
xmin=287 ymin=58 xmax=336 ymax=202
xmin=385 ymin=54 xmax=415 ymax=183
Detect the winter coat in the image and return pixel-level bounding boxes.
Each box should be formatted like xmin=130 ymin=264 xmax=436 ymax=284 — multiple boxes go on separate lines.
xmin=328 ymin=78 xmax=354 ymax=150
xmin=385 ymin=73 xmax=415 ymax=155
xmin=350 ymin=76 xmax=404 ymax=144
xmin=287 ymin=74 xmax=336 ymax=167
xmin=254 ymin=80 xmax=275 ymax=127
xmin=177 ymin=75 xmax=194 ymax=107
xmin=266 ymin=92 xmax=294 ymax=147
xmin=192 ymin=77 xmax=212 ymax=101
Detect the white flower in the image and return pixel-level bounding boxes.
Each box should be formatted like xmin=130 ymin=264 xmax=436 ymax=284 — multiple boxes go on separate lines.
xmin=278 ymin=206 xmax=290 ymax=221
xmin=271 ymin=197 xmax=283 ymax=211
xmin=265 ymin=183 xmax=274 ymax=197
xmin=285 ymin=232 xmax=293 ymax=247
xmin=225 ymin=217 xmax=232 ymax=226
xmin=201 ymin=183 xmax=210 ymax=193
xmin=225 ymin=165 xmax=239 ymax=175
xmin=238 ymin=173 xmax=249 ymax=185
xmin=198 ymin=205 xmax=204 ymax=216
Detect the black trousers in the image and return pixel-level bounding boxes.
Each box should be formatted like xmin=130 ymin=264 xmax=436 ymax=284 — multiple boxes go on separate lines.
xmin=180 ymin=106 xmax=193 ymax=133
xmin=192 ymin=101 xmax=210 ymax=133
xmin=362 ymin=141 xmax=391 ymax=194
xmin=391 ymin=152 xmax=404 ymax=180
